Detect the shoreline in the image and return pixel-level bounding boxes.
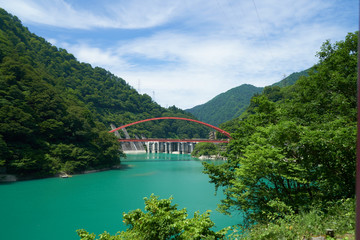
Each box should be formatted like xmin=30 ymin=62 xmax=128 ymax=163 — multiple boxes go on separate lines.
xmin=197 ymin=154 xmax=227 ymax=160
xmin=0 ymin=154 xmax=226 ymax=183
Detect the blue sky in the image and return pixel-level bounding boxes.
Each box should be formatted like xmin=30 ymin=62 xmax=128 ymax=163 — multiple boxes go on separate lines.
xmin=0 ymin=0 xmax=358 ymax=109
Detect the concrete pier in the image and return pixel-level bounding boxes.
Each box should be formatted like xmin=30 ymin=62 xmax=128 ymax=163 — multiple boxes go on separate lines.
xmin=145 ymin=141 xmax=197 ymax=154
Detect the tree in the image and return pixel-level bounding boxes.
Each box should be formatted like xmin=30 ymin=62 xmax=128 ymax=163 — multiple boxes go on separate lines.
xmin=77 ymin=194 xmax=228 ymax=240
xmin=191 ymin=142 xmax=219 ymax=158
xmin=203 ymin=32 xmax=358 ymax=224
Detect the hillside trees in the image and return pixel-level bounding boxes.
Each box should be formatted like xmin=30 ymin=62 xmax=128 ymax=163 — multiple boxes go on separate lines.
xmin=0 ymin=48 xmax=122 ymax=176
xmin=186 ymin=84 xmax=263 ymax=127
xmin=191 ymin=142 xmax=219 ymax=158
xmin=0 ymin=8 xmax=209 ymax=177
xmin=203 ymin=32 xmax=358 ymax=224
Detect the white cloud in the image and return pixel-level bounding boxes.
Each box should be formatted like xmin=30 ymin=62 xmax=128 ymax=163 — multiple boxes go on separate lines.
xmin=1 ymin=0 xmax=357 ymax=109
xmin=0 ymin=0 xmax=99 ymax=28
xmin=105 ymin=0 xmax=180 ymax=29
xmin=0 ymin=0 xmax=180 ymax=29
xmin=114 ymin=32 xmax=243 ymax=69
xmin=59 ymin=22 xmax=354 ymax=109
xmin=64 ymin=43 xmax=130 ymax=69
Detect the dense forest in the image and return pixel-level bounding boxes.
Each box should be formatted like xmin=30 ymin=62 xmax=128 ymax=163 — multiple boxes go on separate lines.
xmin=271 ymin=69 xmax=309 ymax=88
xmin=186 ymin=70 xmax=308 ymax=127
xmin=77 ymin=32 xmax=358 ymax=240
xmin=187 ymin=84 xmax=263 ymax=126
xmin=203 ymin=31 xmax=357 ymax=236
xmin=1 ymin=7 xmax=358 ymax=239
xmin=0 ymin=9 xmax=208 ymax=178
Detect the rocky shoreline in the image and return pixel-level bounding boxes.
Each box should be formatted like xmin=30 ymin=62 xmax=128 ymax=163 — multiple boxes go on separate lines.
xmin=197 ymin=154 xmax=227 ymax=160
xmin=0 ymin=174 xmax=17 ymax=182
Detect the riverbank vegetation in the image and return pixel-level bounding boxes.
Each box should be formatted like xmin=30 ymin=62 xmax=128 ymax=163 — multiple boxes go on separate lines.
xmin=191 ymin=142 xmax=220 ymax=158
xmin=232 ymin=198 xmax=355 ymax=239
xmin=77 ymin=194 xmax=228 ymax=240
xmin=0 ymin=9 xmax=208 ymax=179
xmin=203 ymin=31 xmax=357 ymax=238
xmin=1 ymin=7 xmax=358 ymax=239
xmin=77 ymin=31 xmax=357 ymax=239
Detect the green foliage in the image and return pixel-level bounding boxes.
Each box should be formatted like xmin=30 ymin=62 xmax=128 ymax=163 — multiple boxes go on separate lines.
xmin=0 ymin=8 xmax=210 ymax=178
xmin=191 ymin=142 xmax=219 ymax=157
xmin=231 ymin=198 xmax=355 ymax=240
xmin=203 ymin=32 xmax=358 ymax=224
xmin=187 ymin=70 xmax=308 ymax=127
xmin=271 ymin=69 xmax=309 ymax=88
xmin=187 ymin=84 xmax=263 ymax=126
xmin=77 ymin=194 xmax=228 ymax=240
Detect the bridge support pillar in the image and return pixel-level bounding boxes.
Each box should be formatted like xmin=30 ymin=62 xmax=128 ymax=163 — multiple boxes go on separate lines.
xmin=163 ymin=142 xmax=166 ymax=153
xmin=158 ymin=142 xmax=162 ymax=152
xmin=127 ymin=140 xmax=223 ymax=155
xmin=151 ymin=142 xmax=155 ymax=153
xmin=180 ymin=142 xmax=184 ymax=154
xmin=151 ymin=142 xmax=154 ymax=153
xmin=189 ymin=143 xmax=194 ymax=153
xmin=164 ymin=142 xmax=168 ymax=153
xmin=143 ymin=141 xmax=207 ymax=154
xmin=156 ymin=142 xmax=159 ymax=153
xmin=169 ymin=142 xmax=172 ymax=153
xmin=145 ymin=142 xmax=150 ymax=153
xmin=171 ymin=142 xmax=178 ymax=154
xmin=160 ymin=142 xmax=165 ymax=153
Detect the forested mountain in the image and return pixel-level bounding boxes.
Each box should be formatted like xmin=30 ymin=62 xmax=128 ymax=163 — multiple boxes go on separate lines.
xmin=0 ymin=9 xmax=207 ymax=179
xmin=271 ymin=69 xmax=309 ymax=87
xmin=186 ymin=70 xmax=309 ymax=126
xmin=186 ymin=84 xmax=263 ymax=126
xmin=204 ymin=32 xmax=357 ymax=227
xmin=74 ymin=31 xmax=357 ymax=239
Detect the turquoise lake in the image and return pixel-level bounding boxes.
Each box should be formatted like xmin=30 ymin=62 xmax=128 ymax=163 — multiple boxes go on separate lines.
xmin=0 ymin=153 xmax=243 ymax=239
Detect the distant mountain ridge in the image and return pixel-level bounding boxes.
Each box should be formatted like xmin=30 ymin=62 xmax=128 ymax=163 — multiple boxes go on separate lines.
xmin=271 ymin=69 xmax=309 ymax=87
xmin=186 ymin=84 xmax=263 ymax=127
xmin=186 ymin=69 xmax=309 ymax=126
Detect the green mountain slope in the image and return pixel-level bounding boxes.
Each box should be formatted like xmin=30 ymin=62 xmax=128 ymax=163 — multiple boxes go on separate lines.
xmin=0 ymin=9 xmax=207 ymax=178
xmin=186 ymin=84 xmax=263 ymax=127
xmin=186 ymin=69 xmax=309 ymax=126
xmin=271 ymin=69 xmax=309 ymax=87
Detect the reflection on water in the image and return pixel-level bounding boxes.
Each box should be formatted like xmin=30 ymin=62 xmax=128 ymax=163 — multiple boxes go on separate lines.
xmin=123 ymin=152 xmax=197 ymax=161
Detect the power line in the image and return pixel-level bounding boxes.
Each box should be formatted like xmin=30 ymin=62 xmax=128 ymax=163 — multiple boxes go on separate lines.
xmin=216 ymin=0 xmax=235 ymax=31
xmin=224 ymin=0 xmax=245 ymax=20
xmin=251 ymin=0 xmax=273 ymax=57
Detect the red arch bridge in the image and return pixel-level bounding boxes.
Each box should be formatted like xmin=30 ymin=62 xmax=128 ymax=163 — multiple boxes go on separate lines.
xmin=109 ymin=117 xmax=232 ymax=154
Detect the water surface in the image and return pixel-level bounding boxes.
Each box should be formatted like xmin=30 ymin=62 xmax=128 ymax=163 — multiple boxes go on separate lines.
xmin=0 ymin=153 xmax=242 ymax=239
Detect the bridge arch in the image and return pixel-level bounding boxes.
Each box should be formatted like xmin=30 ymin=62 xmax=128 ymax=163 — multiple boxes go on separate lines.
xmin=109 ymin=117 xmax=232 ymax=139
